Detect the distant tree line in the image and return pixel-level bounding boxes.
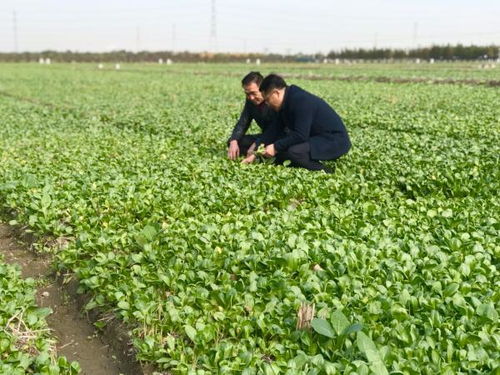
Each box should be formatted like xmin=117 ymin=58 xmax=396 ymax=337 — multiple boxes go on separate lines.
xmin=0 ymin=44 xmax=498 ymax=63
xmin=0 ymin=50 xmax=275 ymax=63
xmin=326 ymin=44 xmax=499 ymax=60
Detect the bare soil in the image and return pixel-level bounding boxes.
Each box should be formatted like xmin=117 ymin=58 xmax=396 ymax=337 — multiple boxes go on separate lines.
xmin=0 ymin=223 xmax=146 ymax=375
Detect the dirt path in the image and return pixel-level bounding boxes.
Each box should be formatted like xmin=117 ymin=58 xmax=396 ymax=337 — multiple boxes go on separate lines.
xmin=0 ymin=223 xmax=141 ymax=375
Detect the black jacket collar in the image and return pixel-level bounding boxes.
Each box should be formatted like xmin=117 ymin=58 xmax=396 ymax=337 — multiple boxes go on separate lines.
xmin=280 ymin=85 xmax=292 ymax=113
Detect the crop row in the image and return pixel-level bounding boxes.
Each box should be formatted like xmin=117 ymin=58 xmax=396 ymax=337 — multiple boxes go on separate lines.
xmin=0 ymin=256 xmax=80 ymax=374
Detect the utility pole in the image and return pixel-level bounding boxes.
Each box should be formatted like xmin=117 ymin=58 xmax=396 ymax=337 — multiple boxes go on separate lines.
xmin=210 ymin=0 xmax=217 ymax=52
xmin=13 ymin=10 xmax=18 ymax=53
xmin=413 ymin=22 xmax=418 ymax=48
xmin=172 ymin=24 xmax=176 ymax=52
xmin=136 ymin=26 xmax=141 ymax=52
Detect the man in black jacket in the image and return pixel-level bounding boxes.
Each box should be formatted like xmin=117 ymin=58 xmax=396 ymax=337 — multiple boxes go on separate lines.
xmin=227 ymin=72 xmax=279 ymax=160
xmin=252 ymin=74 xmax=351 ymax=172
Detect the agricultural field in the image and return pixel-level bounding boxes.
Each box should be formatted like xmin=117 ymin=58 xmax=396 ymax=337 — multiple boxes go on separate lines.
xmin=44 ymin=61 xmax=500 ymax=82
xmin=0 ymin=62 xmax=499 ymax=374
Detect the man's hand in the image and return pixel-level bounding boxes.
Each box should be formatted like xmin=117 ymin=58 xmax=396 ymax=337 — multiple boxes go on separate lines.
xmin=242 ymin=154 xmax=256 ymax=164
xmin=246 ymin=142 xmax=256 ymax=157
xmin=228 ymin=140 xmax=240 ymax=160
xmin=264 ymin=144 xmax=276 ymax=157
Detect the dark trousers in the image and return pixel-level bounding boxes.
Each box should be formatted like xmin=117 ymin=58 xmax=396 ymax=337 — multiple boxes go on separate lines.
xmin=275 ymin=142 xmax=332 ymax=173
xmin=227 ymin=134 xmax=259 ymax=157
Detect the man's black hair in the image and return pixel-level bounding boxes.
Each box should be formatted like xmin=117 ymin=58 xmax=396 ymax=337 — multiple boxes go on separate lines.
xmin=259 ymin=74 xmax=287 ymax=94
xmin=241 ymin=71 xmax=263 ymax=86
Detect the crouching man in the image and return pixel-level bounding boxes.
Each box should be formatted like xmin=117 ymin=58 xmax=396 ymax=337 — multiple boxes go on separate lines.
xmin=244 ymin=74 xmax=351 ymax=173
xmin=227 ymin=72 xmax=280 ymax=160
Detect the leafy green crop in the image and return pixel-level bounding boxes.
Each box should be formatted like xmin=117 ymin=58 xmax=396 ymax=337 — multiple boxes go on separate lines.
xmin=0 ymin=63 xmax=498 ymax=374
xmin=0 ymin=257 xmax=80 ymax=374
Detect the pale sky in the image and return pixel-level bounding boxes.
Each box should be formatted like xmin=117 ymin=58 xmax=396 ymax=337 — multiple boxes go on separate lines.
xmin=0 ymin=0 xmax=498 ymax=54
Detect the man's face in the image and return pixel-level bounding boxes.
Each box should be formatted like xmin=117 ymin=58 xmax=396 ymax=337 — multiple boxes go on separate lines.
xmin=243 ymin=82 xmax=264 ymax=105
xmin=263 ymin=89 xmax=282 ymax=111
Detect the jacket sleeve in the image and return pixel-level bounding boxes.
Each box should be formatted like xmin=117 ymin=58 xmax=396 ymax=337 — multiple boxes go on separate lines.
xmin=274 ymin=100 xmax=313 ymax=152
xmin=257 ymin=117 xmax=282 ymax=148
xmin=229 ymin=101 xmax=252 ymax=141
